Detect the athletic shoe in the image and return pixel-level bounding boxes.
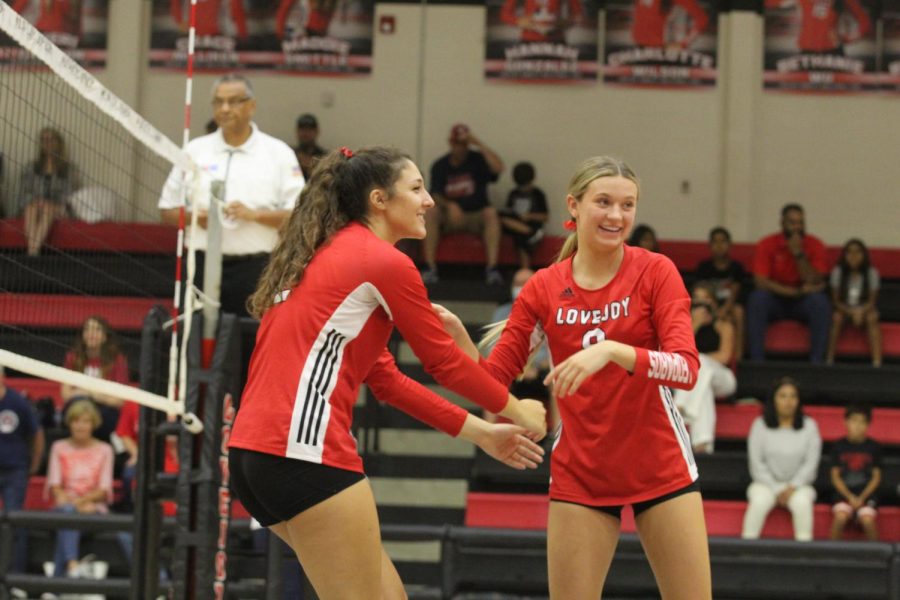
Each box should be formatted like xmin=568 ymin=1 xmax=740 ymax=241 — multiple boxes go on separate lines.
xmin=527 ymin=228 xmax=545 ymax=246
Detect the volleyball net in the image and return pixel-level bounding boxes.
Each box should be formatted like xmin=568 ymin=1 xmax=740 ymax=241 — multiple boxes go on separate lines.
xmin=0 ymin=3 xmax=201 ymax=431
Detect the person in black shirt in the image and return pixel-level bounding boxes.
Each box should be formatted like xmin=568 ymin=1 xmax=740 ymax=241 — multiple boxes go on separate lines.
xmin=696 ymin=227 xmax=747 ymax=360
xmin=499 ymin=162 xmax=548 ymax=269
xmin=422 ymin=124 xmax=505 ymax=285
xmin=830 ymin=403 xmax=882 ymax=540
xmin=294 ymin=113 xmax=327 ymax=180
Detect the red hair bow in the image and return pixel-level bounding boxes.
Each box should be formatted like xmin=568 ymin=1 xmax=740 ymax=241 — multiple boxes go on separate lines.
xmin=340 ymin=146 xmax=354 ymax=158
xmin=563 ymin=219 xmax=577 ymax=232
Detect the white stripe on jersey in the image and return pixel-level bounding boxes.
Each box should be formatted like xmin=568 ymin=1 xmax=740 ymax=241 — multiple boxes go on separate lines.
xmin=286 ymin=282 xmax=391 ymax=462
xmin=658 ymin=385 xmax=698 ymax=481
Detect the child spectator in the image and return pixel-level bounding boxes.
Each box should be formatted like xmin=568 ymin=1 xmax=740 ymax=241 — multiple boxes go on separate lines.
xmin=628 ymin=223 xmax=659 ymax=252
xmin=61 ymin=316 xmax=129 ymax=442
xmin=17 ymin=127 xmax=77 ymax=256
xmin=696 ymin=226 xmax=747 ymax=360
xmin=742 ymin=377 xmax=821 ymax=541
xmin=830 ymin=403 xmax=881 ymax=541
xmin=827 ymin=239 xmax=882 ymax=367
xmin=45 ymin=400 xmax=114 ymax=579
xmin=673 ymin=282 xmax=736 ymax=454
xmin=0 ymin=366 xmax=45 ymax=576
xmin=499 ymin=162 xmax=549 ymax=269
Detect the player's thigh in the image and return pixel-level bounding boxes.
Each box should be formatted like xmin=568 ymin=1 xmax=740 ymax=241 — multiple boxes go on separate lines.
xmin=635 ymin=491 xmax=711 ymax=600
xmin=547 ymin=500 xmax=620 ymax=599
xmin=282 ymin=479 xmax=383 ymax=600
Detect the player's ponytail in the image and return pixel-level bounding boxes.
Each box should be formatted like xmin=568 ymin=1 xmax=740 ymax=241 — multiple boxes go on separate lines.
xmin=248 ymin=146 xmax=410 ymax=317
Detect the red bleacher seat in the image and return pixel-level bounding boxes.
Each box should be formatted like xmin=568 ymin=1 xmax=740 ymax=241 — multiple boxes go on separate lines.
xmin=465 ymin=493 xmax=900 ymax=541
xmin=716 ymin=404 xmax=900 ymax=445
xmin=0 ymin=293 xmax=172 ymax=331
xmin=7 ymin=377 xmax=64 ymax=407
xmin=765 ymin=320 xmax=900 ymax=359
xmin=0 ymin=219 xmax=176 ymax=254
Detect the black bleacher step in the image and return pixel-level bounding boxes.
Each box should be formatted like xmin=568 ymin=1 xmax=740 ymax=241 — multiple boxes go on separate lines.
xmin=364 ymin=452 xmax=473 ymax=479
xmin=377 ymin=505 xmax=465 ymax=527
xmin=877 ymin=282 xmax=900 ymax=322
xmin=694 ymin=452 xmax=900 ymax=505
xmin=0 ymin=329 xmax=147 ymax=380
xmin=735 ymin=360 xmax=900 ymax=406
xmin=2 ymin=253 xmax=174 ymax=297
xmin=470 ymin=448 xmax=551 ymax=494
xmin=424 ymin=276 xmax=510 ymax=304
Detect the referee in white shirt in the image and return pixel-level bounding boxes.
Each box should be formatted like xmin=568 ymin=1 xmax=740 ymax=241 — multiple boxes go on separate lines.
xmin=159 ymin=74 xmax=305 ymax=317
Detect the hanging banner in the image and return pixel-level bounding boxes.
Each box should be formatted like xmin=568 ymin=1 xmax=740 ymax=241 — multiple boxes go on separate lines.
xmin=884 ymin=1 xmax=900 ymax=92
xmin=1 ymin=0 xmax=109 ymax=68
xmin=763 ymin=0 xmax=878 ymax=92
xmin=602 ymin=0 xmax=717 ymax=87
xmin=485 ymin=0 xmax=599 ymax=82
xmin=148 ymin=0 xmax=374 ymax=75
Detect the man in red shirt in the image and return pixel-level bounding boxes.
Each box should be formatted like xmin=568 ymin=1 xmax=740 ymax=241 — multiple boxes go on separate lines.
xmin=747 ymin=203 xmax=831 ymax=362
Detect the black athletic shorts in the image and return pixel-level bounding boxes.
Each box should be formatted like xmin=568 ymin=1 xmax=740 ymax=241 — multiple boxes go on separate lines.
xmin=558 ymin=480 xmax=701 ymax=521
xmin=229 ymin=447 xmax=366 ymax=527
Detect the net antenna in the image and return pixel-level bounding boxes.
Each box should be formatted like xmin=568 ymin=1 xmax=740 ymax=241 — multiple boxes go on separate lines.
xmin=0 ymin=4 xmax=202 ymax=432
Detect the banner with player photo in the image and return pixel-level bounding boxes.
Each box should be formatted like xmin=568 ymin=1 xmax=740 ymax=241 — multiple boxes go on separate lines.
xmin=763 ymin=0 xmax=878 ymax=92
xmin=485 ymin=0 xmax=599 ymax=82
xmin=148 ymin=0 xmax=374 ymax=75
xmin=1 ymin=0 xmax=108 ymax=68
xmin=602 ymin=0 xmax=718 ymax=87
xmin=883 ymin=1 xmax=900 ymax=92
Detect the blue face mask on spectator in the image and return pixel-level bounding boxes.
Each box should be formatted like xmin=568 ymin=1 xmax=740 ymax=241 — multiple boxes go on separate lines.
xmin=511 ymin=286 xmax=523 ymax=300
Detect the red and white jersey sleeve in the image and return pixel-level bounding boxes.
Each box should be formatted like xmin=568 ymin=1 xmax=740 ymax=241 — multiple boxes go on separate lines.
xmin=486 ymin=246 xmax=700 ymax=506
xmin=229 ymin=223 xmax=508 ymax=472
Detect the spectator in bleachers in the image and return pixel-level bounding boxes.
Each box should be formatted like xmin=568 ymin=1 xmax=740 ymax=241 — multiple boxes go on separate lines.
xmin=697 ymin=226 xmax=747 ymax=361
xmin=673 ymin=282 xmax=736 ymax=454
xmin=482 ymin=268 xmax=554 ymax=425
xmin=499 ymin=162 xmax=549 ymax=270
xmin=827 ymin=238 xmax=882 ymax=367
xmin=0 ymin=366 xmax=45 ymax=577
xmin=61 ymin=316 xmax=128 ymax=443
xmin=830 ymin=403 xmax=881 ymax=540
xmin=159 ymin=73 xmax=305 ymax=317
xmin=294 ymin=113 xmax=327 ymax=180
xmin=18 ymin=127 xmax=76 ymax=256
xmin=113 ymin=400 xmax=139 ymax=512
xmin=742 ymin=376 xmax=821 ymax=541
xmin=747 ymin=204 xmax=831 ymax=363
xmin=44 ymin=399 xmax=114 ymax=579
xmin=628 ymin=223 xmax=659 ymax=252
xmin=422 ymin=124 xmax=505 ymax=285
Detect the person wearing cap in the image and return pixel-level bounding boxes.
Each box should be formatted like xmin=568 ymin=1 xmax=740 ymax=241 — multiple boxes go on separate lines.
xmin=294 ymin=113 xmax=327 ymax=180
xmin=423 ymin=124 xmax=505 ymax=285
xmin=158 ymin=73 xmax=305 ymax=317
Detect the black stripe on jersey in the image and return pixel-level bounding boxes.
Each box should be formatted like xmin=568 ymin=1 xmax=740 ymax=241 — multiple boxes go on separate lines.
xmin=662 ymin=386 xmax=695 ymax=468
xmin=307 ymin=333 xmax=347 ymax=446
xmin=297 ymin=329 xmax=343 ymax=444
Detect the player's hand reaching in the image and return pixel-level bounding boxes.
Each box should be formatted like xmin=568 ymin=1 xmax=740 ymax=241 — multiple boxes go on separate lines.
xmin=545 ymin=341 xmax=611 ymax=398
xmin=500 ymin=397 xmax=547 ymax=440
xmin=478 ymin=422 xmax=545 ymax=470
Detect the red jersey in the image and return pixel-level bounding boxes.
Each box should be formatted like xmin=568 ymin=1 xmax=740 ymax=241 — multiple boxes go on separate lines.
xmin=229 ymin=223 xmax=510 ymax=472
xmin=484 ymin=247 xmax=699 ymax=506
xmin=12 ymin=0 xmax=81 ymax=35
xmin=795 ymin=0 xmax=870 ymax=51
xmin=115 ymin=401 xmax=139 ymax=440
xmin=171 ymin=0 xmax=248 ymax=38
xmin=631 ymin=0 xmax=709 ymax=48
xmin=500 ymin=0 xmax=584 ymax=42
xmin=752 ymin=232 xmax=828 ymax=286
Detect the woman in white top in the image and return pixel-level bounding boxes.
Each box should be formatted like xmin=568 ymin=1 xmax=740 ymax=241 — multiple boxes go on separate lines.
xmin=742 ymin=377 xmax=821 ymax=541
